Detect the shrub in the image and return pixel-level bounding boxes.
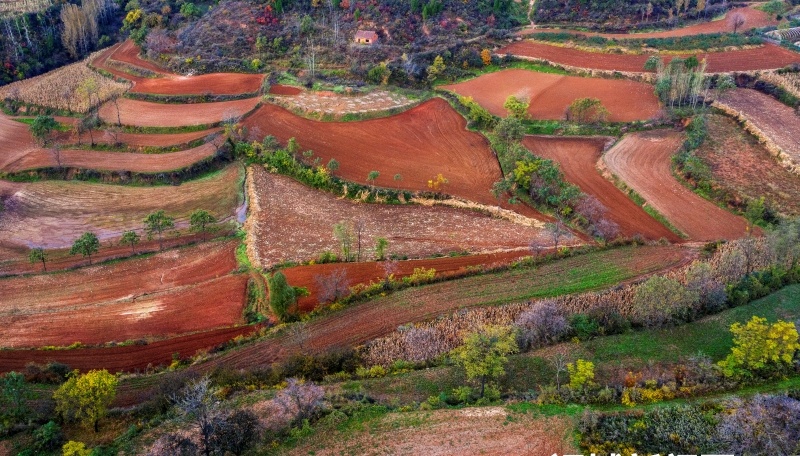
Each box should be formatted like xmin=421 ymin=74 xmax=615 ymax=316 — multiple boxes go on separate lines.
xmin=514 ymin=300 xmax=571 ymax=350
xmin=565 ymin=97 xmax=609 ymax=124
xmin=567 ymin=359 xmax=595 ymax=392
xmin=715 ymin=395 xmax=800 ymax=455
xmin=32 ymin=421 xmax=63 ymax=453
xmin=207 ymin=410 xmax=260 ymax=455
xmin=147 ymin=433 xmax=198 ymax=456
xmin=569 ymin=313 xmax=600 ymax=341
xmin=631 ymin=276 xmax=699 ymax=328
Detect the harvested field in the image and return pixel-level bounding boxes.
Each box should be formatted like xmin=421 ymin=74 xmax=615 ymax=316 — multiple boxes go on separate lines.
xmin=523 ymin=6 xmax=775 ymax=39
xmin=2 ymin=140 xmax=221 ymax=174
xmin=283 ymin=250 xmax=534 ymax=312
xmin=603 ymin=130 xmax=749 ymax=240
xmin=99 ymin=97 xmax=260 ymax=127
xmin=206 ymin=245 xmax=691 ymax=371
xmin=243 ymin=98 xmax=539 ymax=217
xmin=249 ymin=169 xmax=557 ymax=268
xmin=0 ymin=241 xmax=247 ymax=348
xmin=695 ymin=114 xmax=800 ymax=215
xmin=58 ymin=127 xmax=221 ymax=149
xmin=522 ymin=135 xmax=679 ymax=241
xmin=286 ymin=407 xmax=575 ymax=456
xmin=270 ymin=89 xmax=416 ymax=116
xmin=499 ymin=42 xmax=800 ymax=73
xmin=441 ymin=69 xmax=661 ymax=122
xmin=0 ymin=164 xmax=242 ymax=249
xmin=0 ymin=114 xmax=37 ymax=170
xmin=717 ymin=88 xmax=800 ymax=166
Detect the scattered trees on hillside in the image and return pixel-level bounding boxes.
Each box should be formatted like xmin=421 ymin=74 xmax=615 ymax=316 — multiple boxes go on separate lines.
xmin=70 ymin=232 xmax=100 ymax=265
xmin=144 ymin=210 xmax=175 ymax=251
xmin=120 ymin=230 xmax=140 ymax=254
xmin=189 ymin=209 xmax=217 ymax=241
xmin=646 ymin=56 xmax=709 ymax=109
xmin=28 ymin=247 xmax=48 ymax=272
xmin=30 ymin=115 xmax=58 ymax=145
xmin=333 ymin=221 xmax=355 ymax=262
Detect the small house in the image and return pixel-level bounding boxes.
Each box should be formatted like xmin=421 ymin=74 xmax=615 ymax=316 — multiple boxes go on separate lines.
xmin=354 ymin=30 xmax=378 ymax=45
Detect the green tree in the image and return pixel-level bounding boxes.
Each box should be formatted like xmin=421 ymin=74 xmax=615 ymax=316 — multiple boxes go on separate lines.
xmin=494 ymin=116 xmax=525 ymax=148
xmin=632 ymin=276 xmax=699 ymax=328
xmin=326 ymin=158 xmax=340 ymax=175
xmin=503 ymin=95 xmax=529 ymax=120
xmin=452 ymin=325 xmax=518 ymax=398
xmin=375 ymin=237 xmax=388 ymax=261
xmin=366 ymin=170 xmax=380 ymax=184
xmin=426 ymin=55 xmax=446 ymax=82
xmin=179 ymin=2 xmax=201 ymax=17
xmin=30 ymin=115 xmax=58 ymax=146
xmin=53 ymin=370 xmax=117 ymax=432
xmin=190 ymin=209 xmax=217 ymax=241
xmin=717 ymin=316 xmax=800 ymax=378
xmin=120 ymin=230 xmax=140 ymax=255
xmin=28 ymin=247 xmax=48 ymax=272
xmin=267 ymin=271 xmax=297 ymax=322
xmin=333 ymin=221 xmax=355 ymax=261
xmin=745 ymin=197 xmax=765 ymax=229
xmin=70 ymin=232 xmax=100 ymax=265
xmin=567 ymin=359 xmax=595 ymax=392
xmin=566 ymin=98 xmax=609 ymax=124
xmin=144 ymin=210 xmax=175 ymax=251
xmin=1 ymin=372 xmax=32 ymax=430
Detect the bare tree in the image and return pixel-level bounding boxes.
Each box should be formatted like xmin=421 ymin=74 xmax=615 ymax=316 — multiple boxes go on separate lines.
xmin=545 ymin=219 xmax=568 ymax=251
xmin=315 ymin=268 xmax=350 ymax=303
xmin=273 ymin=378 xmax=325 ymax=425
xmin=354 ymin=218 xmax=366 ymax=262
xmin=382 ymin=259 xmax=399 ymax=285
xmin=514 ymin=300 xmax=571 ymax=350
xmin=304 ymin=38 xmax=317 ymax=81
xmin=287 ymin=322 xmax=308 ymax=350
xmin=729 ymin=11 xmax=745 ymax=34
xmin=171 ymin=376 xmax=222 ymax=456
xmin=551 ymin=351 xmax=570 ymax=391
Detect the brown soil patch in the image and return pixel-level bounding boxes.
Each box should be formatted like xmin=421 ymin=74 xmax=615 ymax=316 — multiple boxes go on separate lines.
xmin=109 ymin=40 xmax=170 ymax=75
xmin=268 ymin=84 xmax=302 ymax=95
xmin=603 ymin=130 xmax=749 ymax=240
xmin=56 ymin=127 xmax=221 ymax=149
xmin=0 ymin=114 xmax=37 ymax=170
xmin=2 ymin=141 xmax=221 ymax=174
xmin=718 ymin=88 xmax=800 ymax=165
xmin=696 ymin=114 xmax=800 ymax=215
xmin=524 ymin=6 xmax=775 ymax=39
xmin=0 ymin=241 xmax=246 ymax=348
xmin=286 ymin=407 xmax=575 ymax=456
xmin=283 ymin=250 xmax=534 ymax=312
xmin=442 ymin=69 xmax=662 ymax=122
xmin=523 ymin=135 xmax=679 ymax=241
xmin=99 ymin=97 xmax=260 ymax=127
xmin=249 ymin=169 xmax=556 ymax=269
xmin=0 ymin=164 xmax=242 ymax=250
xmin=243 ymin=98 xmax=541 ymax=218
xmin=499 ymin=42 xmax=800 ymax=73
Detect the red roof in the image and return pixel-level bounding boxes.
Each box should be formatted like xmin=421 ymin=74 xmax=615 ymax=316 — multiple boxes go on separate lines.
xmin=354 ymin=30 xmax=378 ymax=41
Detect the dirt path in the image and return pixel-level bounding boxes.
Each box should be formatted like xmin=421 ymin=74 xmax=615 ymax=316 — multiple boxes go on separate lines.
xmin=603 ymin=130 xmax=749 ymax=240
xmin=499 ymin=42 xmax=800 ymax=73
xmin=99 ymin=97 xmax=260 ymax=127
xmin=523 ymin=135 xmax=680 ymax=241
xmin=441 ymin=69 xmax=662 ymax=122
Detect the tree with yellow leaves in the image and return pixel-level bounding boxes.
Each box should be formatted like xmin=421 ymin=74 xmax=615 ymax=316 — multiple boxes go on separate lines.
xmin=717 ymin=316 xmax=800 ymax=378
xmin=53 ymin=370 xmax=118 ymax=432
xmin=480 ymin=49 xmax=492 ymax=66
xmin=427 ymin=173 xmax=449 ymax=192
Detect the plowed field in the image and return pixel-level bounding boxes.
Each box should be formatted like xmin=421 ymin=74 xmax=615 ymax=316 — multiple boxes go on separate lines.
xmin=0 ymin=241 xmax=246 ymax=348
xmin=0 ymin=114 xmax=37 ymax=170
xmin=717 ymin=88 xmax=800 ymax=166
xmin=58 ymin=127 xmax=221 ymax=149
xmin=2 ymin=141 xmax=220 ymax=173
xmin=441 ymin=69 xmax=661 ymax=122
xmin=499 ymin=42 xmax=800 ymax=73
xmin=603 ymin=130 xmax=749 ymax=240
xmin=522 ymin=135 xmax=679 ymax=241
xmin=205 ymin=245 xmax=692 ymax=371
xmin=249 ymin=169 xmax=557 ymax=268
xmin=99 ymin=97 xmax=260 ymax=127
xmin=0 ymin=164 xmax=242 ymax=249
xmin=243 ymin=98 xmax=540 ymax=217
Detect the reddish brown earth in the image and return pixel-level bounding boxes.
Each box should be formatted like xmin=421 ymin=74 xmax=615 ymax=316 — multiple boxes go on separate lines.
xmin=441 ymin=69 xmax=661 ymax=122
xmin=499 ymin=42 xmax=800 ymax=73
xmin=249 ymin=170 xmax=559 ymax=268
xmin=268 ymin=84 xmax=303 ymax=95
xmin=603 ymin=130 xmax=749 ymax=240
xmin=522 ymin=135 xmax=679 ymax=241
xmin=0 ymin=114 xmax=38 ymax=170
xmin=93 ymin=41 xmax=264 ymax=96
xmin=718 ymin=88 xmax=800 ymax=165
xmin=523 ymin=6 xmax=775 ymax=39
xmin=99 ymin=97 xmax=260 ymax=128
xmin=243 ymin=98 xmax=542 ymax=218
xmin=283 ymin=250 xmax=534 ymax=312
xmin=56 ymin=127 xmax=221 ymax=149
xmin=2 ymin=141 xmax=221 ymax=174
xmin=0 ymin=241 xmax=246 ymax=348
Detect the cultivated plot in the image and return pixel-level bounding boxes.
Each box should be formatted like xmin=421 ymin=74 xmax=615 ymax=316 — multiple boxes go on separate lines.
xmin=99 ymin=97 xmax=260 ymax=127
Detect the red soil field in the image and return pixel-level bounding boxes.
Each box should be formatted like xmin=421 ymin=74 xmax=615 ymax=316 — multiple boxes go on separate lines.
xmin=522 ymin=135 xmax=679 ymax=241
xmin=268 ymin=84 xmax=303 ymax=95
xmin=0 ymin=114 xmax=37 ymax=170
xmin=603 ymin=130 xmax=749 ymax=241
xmin=2 ymin=141 xmax=221 ymax=174
xmin=108 ymin=39 xmax=170 ymax=75
xmin=0 ymin=241 xmax=246 ymax=348
xmin=56 ymin=127 xmax=221 ymax=149
xmin=441 ymin=69 xmax=661 ymax=122
xmin=249 ymin=169 xmax=560 ymax=268
xmin=499 ymin=42 xmax=800 ymax=73
xmin=718 ymin=88 xmax=800 ymax=166
xmin=524 ymin=6 xmax=775 ymax=39
xmin=283 ymin=250 xmax=534 ymax=312
xmin=0 ymin=325 xmax=258 ymax=374
xmin=0 ymin=164 xmax=242 ymax=249
xmin=243 ymin=98 xmax=542 ymax=218
xmin=99 ymin=97 xmax=260 ymax=127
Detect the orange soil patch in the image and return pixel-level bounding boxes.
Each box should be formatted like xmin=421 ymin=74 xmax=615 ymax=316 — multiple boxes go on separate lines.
xmin=524 ymin=6 xmax=775 ymax=39
xmin=522 ymin=135 xmax=680 ymax=241
xmin=249 ymin=169 xmax=558 ymax=269
xmin=442 ymin=69 xmax=661 ymax=122
xmin=0 ymin=114 xmax=37 ymax=170
xmin=696 ymin=114 xmax=800 ymax=215
xmin=0 ymin=164 xmax=242 ymax=249
xmin=2 ymin=141 xmax=221 ymax=174
xmin=718 ymin=88 xmax=800 ymax=165
xmin=268 ymin=84 xmax=302 ymax=95
xmin=603 ymin=130 xmax=749 ymax=240
xmin=205 ymin=245 xmax=691 ymax=372
xmin=499 ymin=42 xmax=800 ymax=73
xmin=243 ymin=98 xmax=541 ymax=218
xmin=283 ymin=250 xmax=534 ymax=312
xmin=0 ymin=241 xmax=246 ymax=348
xmin=109 ymin=39 xmax=170 ymax=75
xmin=99 ymin=97 xmax=260 ymax=127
